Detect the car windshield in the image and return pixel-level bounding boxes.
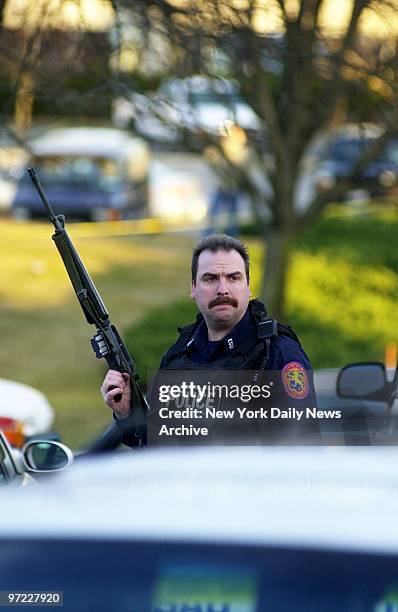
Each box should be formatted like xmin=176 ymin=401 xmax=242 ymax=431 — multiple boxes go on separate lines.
xmin=28 ymin=156 xmax=122 ymax=191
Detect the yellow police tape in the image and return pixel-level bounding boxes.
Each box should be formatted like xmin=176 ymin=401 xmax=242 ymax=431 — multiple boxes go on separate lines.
xmin=69 ymin=217 xmax=169 ymax=239
xmin=73 ymin=217 xmax=208 ymax=239
xmin=21 ymin=218 xmax=204 ymax=238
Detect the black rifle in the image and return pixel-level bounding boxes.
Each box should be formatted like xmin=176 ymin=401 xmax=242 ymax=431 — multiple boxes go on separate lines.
xmin=28 ymin=167 xmax=147 ymax=451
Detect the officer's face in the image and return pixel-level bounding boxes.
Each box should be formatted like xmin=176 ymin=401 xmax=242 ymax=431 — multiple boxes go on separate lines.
xmin=191 ymin=248 xmax=251 ymax=334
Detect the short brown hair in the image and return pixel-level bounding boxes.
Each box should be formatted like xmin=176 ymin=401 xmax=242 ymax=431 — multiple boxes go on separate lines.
xmin=191 ymin=234 xmax=250 ymax=282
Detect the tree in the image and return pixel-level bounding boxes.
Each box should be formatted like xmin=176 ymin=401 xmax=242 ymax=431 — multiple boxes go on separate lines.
xmin=0 ymin=0 xmax=114 ymax=135
xmin=112 ymin=0 xmax=398 ymax=318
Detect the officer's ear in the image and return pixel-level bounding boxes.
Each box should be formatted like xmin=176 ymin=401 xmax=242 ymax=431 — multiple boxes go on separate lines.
xmin=190 ymin=280 xmax=196 ymax=299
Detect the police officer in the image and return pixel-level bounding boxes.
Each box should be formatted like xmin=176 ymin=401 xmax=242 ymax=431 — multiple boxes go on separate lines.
xmin=101 ymin=234 xmax=316 ymax=444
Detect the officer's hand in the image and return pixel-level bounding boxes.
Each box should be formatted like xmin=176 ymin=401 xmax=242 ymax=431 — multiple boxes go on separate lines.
xmin=101 ymin=370 xmax=131 ymax=419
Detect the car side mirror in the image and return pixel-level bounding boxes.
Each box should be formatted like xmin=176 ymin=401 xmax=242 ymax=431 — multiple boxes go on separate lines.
xmin=22 ymin=440 xmax=73 ymax=472
xmin=337 ymin=362 xmax=390 ymax=402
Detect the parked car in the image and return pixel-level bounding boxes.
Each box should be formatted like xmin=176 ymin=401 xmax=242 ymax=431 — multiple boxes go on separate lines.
xmin=12 ymin=127 xmax=150 ymax=221
xmin=2 ymin=445 xmax=398 ymax=610
xmin=314 ymin=362 xmax=396 ymax=444
xmin=313 ymin=125 xmax=398 ymax=200
xmin=113 ymin=75 xmax=263 ymax=148
xmin=0 ymin=429 xmax=72 ymax=486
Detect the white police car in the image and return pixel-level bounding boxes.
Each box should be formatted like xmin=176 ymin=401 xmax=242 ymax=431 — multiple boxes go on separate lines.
xmin=1 ymin=446 xmax=398 ymax=611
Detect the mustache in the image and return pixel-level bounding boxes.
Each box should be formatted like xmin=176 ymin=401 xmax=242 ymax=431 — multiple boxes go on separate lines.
xmin=209 ymin=296 xmax=238 ymax=309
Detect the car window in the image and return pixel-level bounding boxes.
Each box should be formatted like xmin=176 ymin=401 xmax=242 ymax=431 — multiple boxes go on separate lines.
xmin=25 ymin=156 xmax=121 ymax=190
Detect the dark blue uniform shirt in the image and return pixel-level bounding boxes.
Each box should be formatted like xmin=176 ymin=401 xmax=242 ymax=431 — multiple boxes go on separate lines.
xmin=188 ymin=307 xmax=312 ymax=371
xmin=189 ymin=309 xmax=253 ymax=364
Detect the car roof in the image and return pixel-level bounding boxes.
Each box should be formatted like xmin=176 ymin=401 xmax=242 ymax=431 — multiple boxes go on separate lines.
xmin=2 ymin=446 xmax=398 ymax=554
xmin=30 ymin=127 xmax=146 ymax=158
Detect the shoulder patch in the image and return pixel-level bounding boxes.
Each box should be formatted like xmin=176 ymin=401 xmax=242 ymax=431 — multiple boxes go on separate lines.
xmin=282 ymin=361 xmax=309 ymax=400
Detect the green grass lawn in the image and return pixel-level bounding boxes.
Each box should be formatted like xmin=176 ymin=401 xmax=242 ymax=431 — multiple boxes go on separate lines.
xmin=286 ymin=210 xmax=398 ymax=367
xmin=1 ymin=207 xmax=397 ymax=448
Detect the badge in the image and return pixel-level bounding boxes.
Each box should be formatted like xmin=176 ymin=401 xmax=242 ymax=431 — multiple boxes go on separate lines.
xmin=282 ymin=361 xmax=309 ymax=399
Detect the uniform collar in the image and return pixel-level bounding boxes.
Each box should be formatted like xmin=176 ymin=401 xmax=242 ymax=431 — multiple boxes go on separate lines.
xmin=188 ymin=308 xmax=254 ymax=356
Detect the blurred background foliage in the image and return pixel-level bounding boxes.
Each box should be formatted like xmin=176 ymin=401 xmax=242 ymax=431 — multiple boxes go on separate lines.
xmin=3 ymin=0 xmax=398 ymax=317
xmin=1 ymin=1 xmax=398 ymax=447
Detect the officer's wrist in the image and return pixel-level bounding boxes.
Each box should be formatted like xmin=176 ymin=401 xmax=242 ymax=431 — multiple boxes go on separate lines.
xmin=112 ymin=410 xmax=131 ymax=421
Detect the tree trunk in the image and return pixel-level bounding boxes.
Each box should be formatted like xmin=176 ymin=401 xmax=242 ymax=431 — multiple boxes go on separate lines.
xmin=261 ymin=224 xmax=295 ymax=320
xmin=14 ymin=70 xmax=34 ymax=136
xmin=0 ymin=0 xmax=7 ymax=25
